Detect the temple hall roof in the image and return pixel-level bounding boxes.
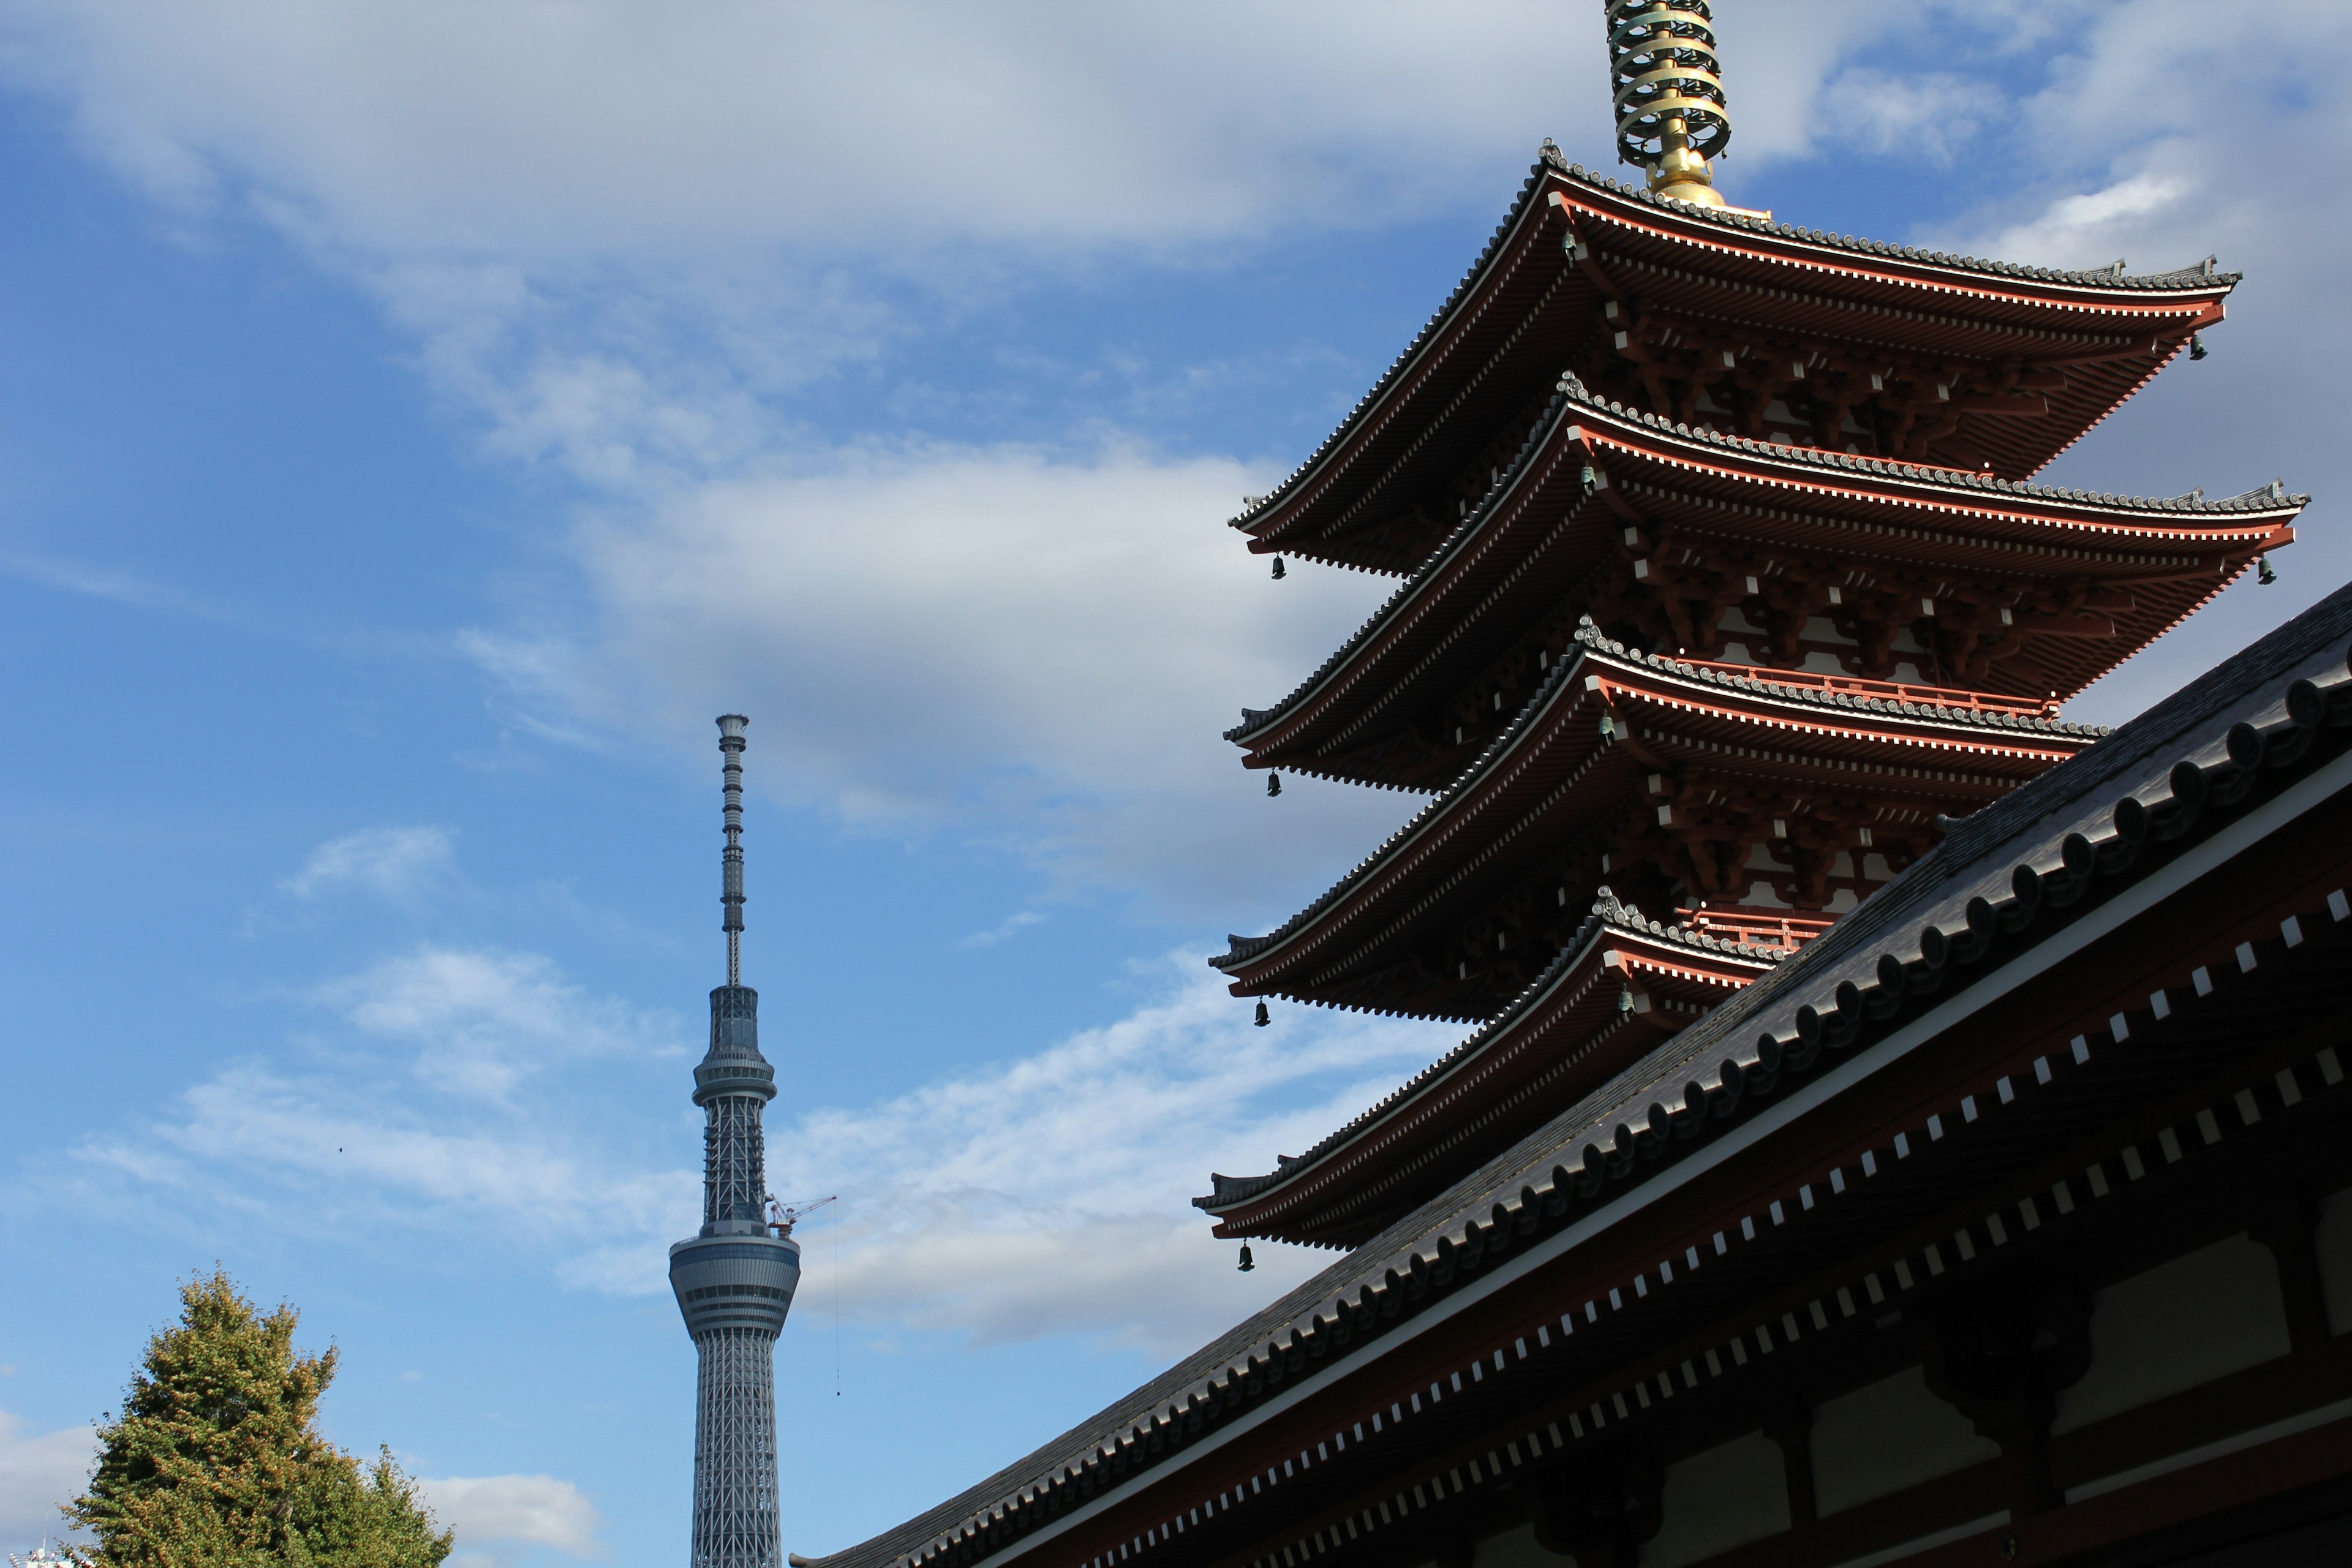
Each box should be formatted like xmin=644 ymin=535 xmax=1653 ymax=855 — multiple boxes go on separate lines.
xmin=793 ymin=581 xmax=2352 ymax=1568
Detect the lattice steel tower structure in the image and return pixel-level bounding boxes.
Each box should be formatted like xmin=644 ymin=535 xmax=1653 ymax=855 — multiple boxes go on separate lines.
xmin=670 ymin=714 xmax=801 ymax=1568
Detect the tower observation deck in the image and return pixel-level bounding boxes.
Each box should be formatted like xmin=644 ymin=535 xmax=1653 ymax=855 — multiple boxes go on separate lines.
xmin=671 ymin=714 xmax=801 ymax=1568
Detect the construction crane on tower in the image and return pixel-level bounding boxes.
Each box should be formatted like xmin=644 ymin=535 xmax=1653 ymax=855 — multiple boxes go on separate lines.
xmin=766 ymin=1194 xmax=837 ymax=1237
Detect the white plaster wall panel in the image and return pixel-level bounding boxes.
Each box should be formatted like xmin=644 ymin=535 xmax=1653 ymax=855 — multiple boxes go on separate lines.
xmin=1646 ymin=1430 xmax=1790 ymax=1568
xmin=1811 ymin=1365 xmax=1997 ymax=1517
xmin=2054 ymin=1233 xmax=2291 ymax=1435
xmin=1473 ymin=1521 xmax=1566 ymax=1567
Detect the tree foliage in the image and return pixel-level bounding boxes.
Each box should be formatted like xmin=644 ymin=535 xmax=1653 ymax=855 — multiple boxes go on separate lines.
xmin=66 ymin=1270 xmax=453 ymax=1568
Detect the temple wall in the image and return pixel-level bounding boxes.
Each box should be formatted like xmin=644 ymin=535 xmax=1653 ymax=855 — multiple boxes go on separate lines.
xmin=1811 ymin=1365 xmax=1995 ymax=1515
xmin=2053 ymin=1232 xmax=2290 ymax=1434
xmin=1646 ymin=1430 xmax=1790 ymax=1568
xmin=1373 ymin=1209 xmax=2344 ymax=1568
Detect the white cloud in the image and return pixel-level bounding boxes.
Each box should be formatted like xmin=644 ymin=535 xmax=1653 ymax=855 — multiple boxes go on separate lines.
xmin=126 ymin=1061 xmax=645 ymax=1220
xmin=316 ymin=945 xmax=678 ymax=1100
xmin=0 ymin=2 xmax=1895 ymax=263
xmin=767 ymin=955 xmax=1457 ymax=1355
xmin=419 ymin=1473 xmax=601 ymax=1562
xmin=1965 ymin=173 xmax=2187 ymax=271
xmin=1902 ymin=0 xmax=2352 ymax=722
xmin=0 ymin=551 xmax=225 ymax=620
xmin=469 ymin=439 xmax=1430 ymax=905
xmin=0 ymin=2 xmax=1929 ymax=907
xmin=0 ymin=1410 xmax=95 ymax=1553
xmin=281 ymin=826 xmax=455 ymax=903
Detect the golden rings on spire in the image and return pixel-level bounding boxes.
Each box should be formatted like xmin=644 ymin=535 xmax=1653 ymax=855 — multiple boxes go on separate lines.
xmin=1604 ymin=0 xmax=1732 ymax=204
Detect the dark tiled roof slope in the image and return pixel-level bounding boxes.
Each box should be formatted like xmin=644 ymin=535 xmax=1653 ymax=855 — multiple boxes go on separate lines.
xmin=1197 ymin=886 xmax=1785 ymax=1213
xmin=797 ymin=580 xmax=2352 ymax=1568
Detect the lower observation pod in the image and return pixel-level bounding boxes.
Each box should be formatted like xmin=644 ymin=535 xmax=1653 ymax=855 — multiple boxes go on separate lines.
xmin=668 ymin=1228 xmax=802 ymax=1339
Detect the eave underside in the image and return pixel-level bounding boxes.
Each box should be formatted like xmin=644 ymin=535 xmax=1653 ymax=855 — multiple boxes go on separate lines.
xmin=1218 ymin=640 xmax=2097 ymax=1022
xmin=1200 ymin=914 xmax=1775 ymax=1248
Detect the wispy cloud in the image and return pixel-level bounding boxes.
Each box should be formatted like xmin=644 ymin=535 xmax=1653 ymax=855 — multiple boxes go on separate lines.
xmin=56 ymin=946 xmax=1449 ymax=1355
xmin=767 ymin=956 xmax=1455 ymax=1356
xmin=280 ymin=826 xmax=456 ymax=903
xmin=0 ymin=551 xmax=225 ymax=620
xmin=0 ymin=3 xmax=1893 ymax=263
xmin=959 ymin=911 xmax=1046 ymax=949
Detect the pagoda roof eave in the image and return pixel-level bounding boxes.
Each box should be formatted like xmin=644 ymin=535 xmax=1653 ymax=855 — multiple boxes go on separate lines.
xmin=1234 ymin=152 xmax=2244 ymax=565
xmin=789 ymin=580 xmax=2352 ymax=1568
xmin=1195 ymin=891 xmax=1784 ymax=1238
xmin=1214 ymin=622 xmax=2110 ymax=992
xmin=1227 ymin=373 xmax=2302 ymax=774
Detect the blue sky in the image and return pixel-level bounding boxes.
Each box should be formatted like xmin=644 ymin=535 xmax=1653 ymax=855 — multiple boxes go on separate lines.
xmin=1 ymin=4 xmax=2346 ymax=1566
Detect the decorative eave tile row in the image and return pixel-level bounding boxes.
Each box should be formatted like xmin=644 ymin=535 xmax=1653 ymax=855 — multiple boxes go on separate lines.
xmin=1556 ymin=371 xmax=2305 ymax=522
xmin=1542 ymin=151 xmax=2240 ymax=298
xmin=1225 ymin=380 xmax=1587 ymax=753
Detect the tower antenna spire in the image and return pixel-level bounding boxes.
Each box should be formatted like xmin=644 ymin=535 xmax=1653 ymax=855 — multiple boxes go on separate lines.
xmin=718 ymin=714 xmax=748 ymax=986
xmin=1605 ymin=1 xmax=1733 ymax=207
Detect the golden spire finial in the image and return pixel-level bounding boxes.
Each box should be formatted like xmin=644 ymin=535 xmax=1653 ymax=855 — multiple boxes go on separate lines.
xmin=1605 ymin=1 xmax=1733 ymax=206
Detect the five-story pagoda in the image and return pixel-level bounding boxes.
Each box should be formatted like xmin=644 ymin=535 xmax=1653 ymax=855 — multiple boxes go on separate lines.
xmin=1199 ymin=0 xmax=2303 ymax=1252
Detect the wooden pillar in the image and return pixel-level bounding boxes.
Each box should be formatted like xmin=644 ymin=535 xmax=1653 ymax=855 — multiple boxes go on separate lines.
xmin=2248 ymin=1178 xmax=2332 ymax=1354
xmin=1526 ymin=1450 xmax=1662 ymax=1568
xmin=1920 ymin=1275 xmax=2091 ymax=1521
xmin=1430 ymin=1534 xmax=1476 ymax=1568
xmin=1762 ymin=1398 xmax=1818 ymax=1529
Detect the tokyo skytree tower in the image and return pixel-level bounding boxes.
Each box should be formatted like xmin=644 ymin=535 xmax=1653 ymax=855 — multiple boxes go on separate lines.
xmin=669 ymin=715 xmax=801 ymax=1568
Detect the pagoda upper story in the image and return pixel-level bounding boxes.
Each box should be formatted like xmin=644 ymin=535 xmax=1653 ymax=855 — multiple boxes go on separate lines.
xmin=1198 ymin=20 xmax=2305 ymax=1249
xmin=1236 ymin=151 xmax=2240 ymax=581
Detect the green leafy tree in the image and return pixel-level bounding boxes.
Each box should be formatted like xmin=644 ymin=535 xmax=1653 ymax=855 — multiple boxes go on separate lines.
xmin=66 ymin=1270 xmax=453 ymax=1568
